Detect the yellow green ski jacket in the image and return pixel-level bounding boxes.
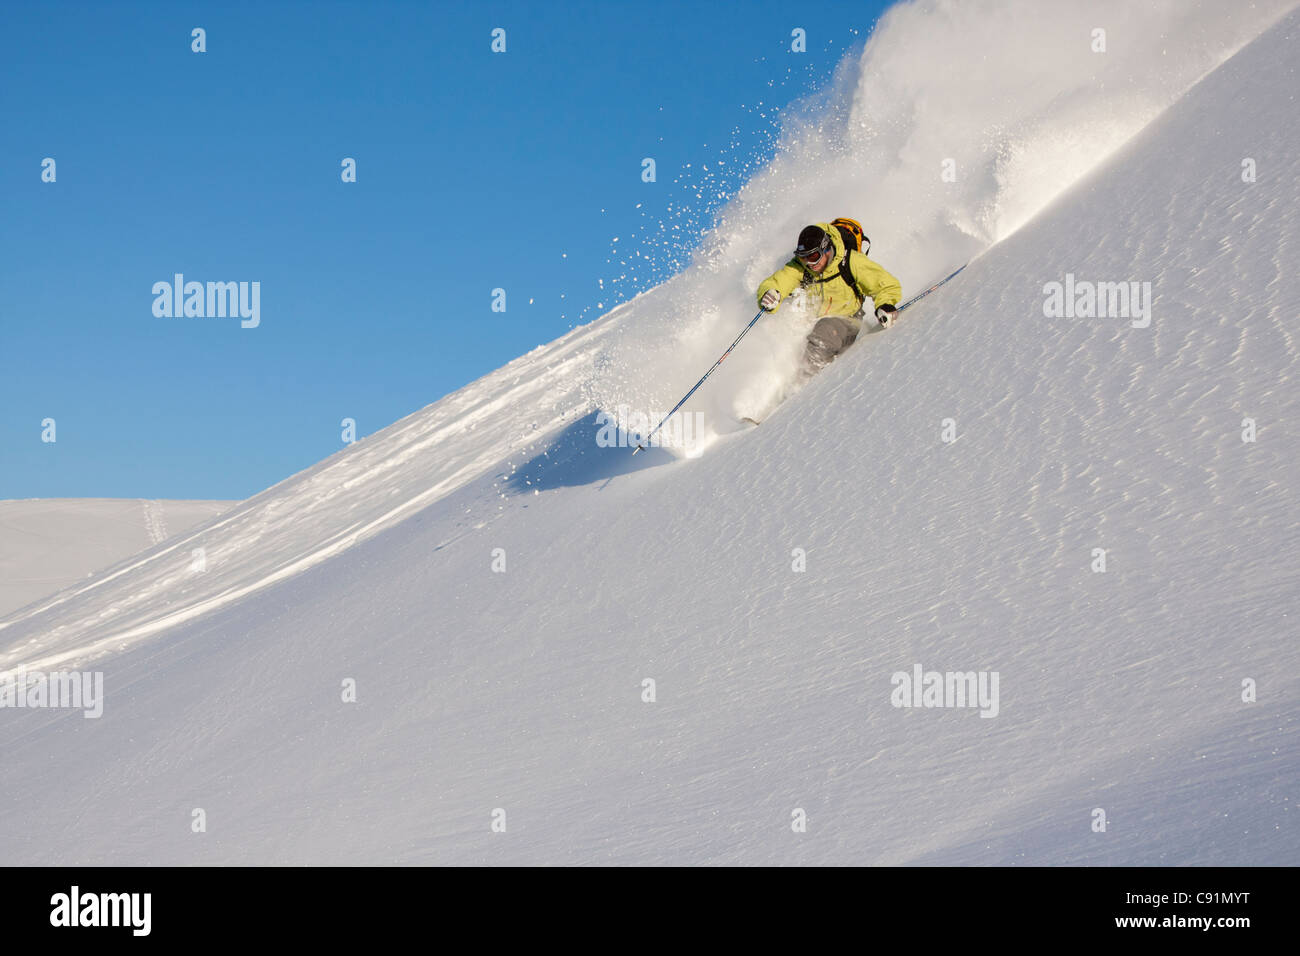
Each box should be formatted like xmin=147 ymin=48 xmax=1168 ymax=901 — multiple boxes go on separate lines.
xmin=757 ymin=223 xmax=902 ymax=318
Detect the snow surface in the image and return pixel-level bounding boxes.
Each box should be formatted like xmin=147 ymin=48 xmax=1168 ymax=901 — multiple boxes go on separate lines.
xmin=0 ymin=499 xmax=234 ymax=617
xmin=1 ymin=1 xmax=1296 ymax=865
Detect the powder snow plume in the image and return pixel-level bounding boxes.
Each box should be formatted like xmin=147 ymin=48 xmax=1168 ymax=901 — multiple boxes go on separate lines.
xmin=585 ymin=0 xmax=1295 ymax=452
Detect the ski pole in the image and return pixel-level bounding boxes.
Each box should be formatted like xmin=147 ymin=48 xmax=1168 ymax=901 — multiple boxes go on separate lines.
xmin=896 ymin=263 xmax=966 ymax=313
xmin=632 ymin=308 xmax=766 ymax=454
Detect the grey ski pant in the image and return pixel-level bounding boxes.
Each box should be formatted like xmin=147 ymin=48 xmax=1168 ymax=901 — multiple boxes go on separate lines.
xmin=803 ymin=314 xmax=862 ymax=372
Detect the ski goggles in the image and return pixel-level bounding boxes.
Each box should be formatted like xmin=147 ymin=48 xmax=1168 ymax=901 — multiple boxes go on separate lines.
xmin=796 ymin=237 xmax=831 ymax=262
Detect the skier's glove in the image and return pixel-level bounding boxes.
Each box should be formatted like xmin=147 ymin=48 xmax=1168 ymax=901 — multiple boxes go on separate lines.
xmin=760 ymin=289 xmax=781 ymax=312
xmin=875 ymin=304 xmax=897 ymax=328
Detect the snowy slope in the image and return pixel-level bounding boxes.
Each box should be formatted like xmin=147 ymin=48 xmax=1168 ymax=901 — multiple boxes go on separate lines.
xmin=0 ymin=499 xmax=234 ymax=617
xmin=1 ymin=3 xmax=1296 ymax=866
xmin=0 ymin=0 xmax=1286 ymax=677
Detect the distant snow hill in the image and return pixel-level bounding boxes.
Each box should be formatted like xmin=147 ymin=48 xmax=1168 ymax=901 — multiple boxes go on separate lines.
xmin=0 ymin=499 xmax=236 ymax=617
xmin=0 ymin=3 xmax=1296 ymax=866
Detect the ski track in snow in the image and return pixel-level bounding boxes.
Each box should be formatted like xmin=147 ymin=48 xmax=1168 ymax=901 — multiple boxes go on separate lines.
xmin=141 ymin=500 xmax=167 ymax=545
xmin=0 ymin=325 xmax=618 ymax=675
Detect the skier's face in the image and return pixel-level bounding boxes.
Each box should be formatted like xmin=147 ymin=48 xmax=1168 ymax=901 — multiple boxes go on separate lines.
xmin=802 ymin=249 xmax=830 ymax=273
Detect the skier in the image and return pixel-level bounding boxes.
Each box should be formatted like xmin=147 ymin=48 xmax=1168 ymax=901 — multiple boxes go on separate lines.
xmin=757 ymin=221 xmax=902 ymax=376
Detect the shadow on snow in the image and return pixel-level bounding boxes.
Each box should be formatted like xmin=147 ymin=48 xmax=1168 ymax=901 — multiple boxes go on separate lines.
xmin=500 ymin=409 xmax=677 ymax=494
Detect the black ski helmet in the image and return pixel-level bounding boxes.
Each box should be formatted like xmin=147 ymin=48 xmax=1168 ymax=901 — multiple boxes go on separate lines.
xmin=795 ymin=225 xmax=831 ymax=260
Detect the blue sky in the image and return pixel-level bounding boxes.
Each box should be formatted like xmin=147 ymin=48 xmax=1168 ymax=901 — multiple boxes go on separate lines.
xmin=1 ymin=0 xmax=890 ymax=499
